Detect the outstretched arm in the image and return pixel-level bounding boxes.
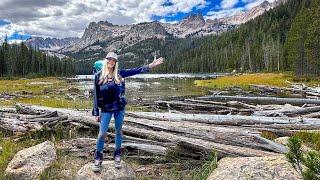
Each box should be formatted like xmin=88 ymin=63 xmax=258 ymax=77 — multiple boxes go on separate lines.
xmin=119 ymin=57 xmax=164 ymax=78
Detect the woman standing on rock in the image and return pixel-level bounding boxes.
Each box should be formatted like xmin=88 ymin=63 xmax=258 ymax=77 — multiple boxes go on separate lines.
xmin=92 ymin=52 xmax=163 ymax=172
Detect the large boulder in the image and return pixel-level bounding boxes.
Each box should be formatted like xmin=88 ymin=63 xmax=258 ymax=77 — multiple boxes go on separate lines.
xmin=207 ymin=155 xmax=302 ymax=180
xmin=5 ymin=141 xmax=57 ymax=180
xmin=76 ymin=161 xmax=136 ymax=180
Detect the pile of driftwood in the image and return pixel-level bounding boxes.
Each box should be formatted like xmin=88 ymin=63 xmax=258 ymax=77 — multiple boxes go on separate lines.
xmin=155 ymin=93 xmax=320 ymax=118
xmin=250 ymin=83 xmax=320 ymax=99
xmin=1 ymin=102 xmax=320 ymax=162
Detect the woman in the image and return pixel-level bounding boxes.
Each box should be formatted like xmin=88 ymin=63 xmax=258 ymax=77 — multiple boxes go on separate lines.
xmin=92 ymin=51 xmax=163 ymax=171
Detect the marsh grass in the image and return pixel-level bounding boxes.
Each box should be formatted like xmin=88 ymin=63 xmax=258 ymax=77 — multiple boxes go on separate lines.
xmin=0 ymin=77 xmax=92 ymax=109
xmin=194 ymin=73 xmax=320 ymax=90
xmin=187 ymin=151 xmax=218 ymax=180
xmin=294 ymin=131 xmax=320 ymax=151
xmin=261 ymin=130 xmax=278 ymax=140
xmin=39 ymin=150 xmax=88 ymax=180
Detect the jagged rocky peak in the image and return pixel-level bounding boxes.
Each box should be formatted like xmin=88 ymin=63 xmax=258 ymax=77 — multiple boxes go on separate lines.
xmin=130 ymin=21 xmax=168 ymax=35
xmin=260 ymin=0 xmax=271 ymax=8
xmin=180 ymin=12 xmax=205 ymax=28
xmin=123 ymin=21 xmax=169 ymax=44
xmin=87 ymin=20 xmax=114 ymax=29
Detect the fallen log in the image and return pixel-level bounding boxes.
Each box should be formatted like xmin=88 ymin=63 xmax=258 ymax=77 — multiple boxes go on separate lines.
xmin=125 ymin=117 xmax=287 ymax=153
xmin=303 ymin=112 xmax=320 ymax=118
xmin=197 ymin=95 xmax=320 ymax=106
xmin=127 ymin=112 xmax=320 ymax=126
xmin=253 ymin=105 xmax=320 ymax=117
xmin=120 ymin=142 xmax=167 ymax=156
xmin=184 ymin=99 xmax=257 ymax=110
xmin=0 ymin=107 xmax=16 ymax=113
xmin=156 ymin=100 xmax=239 ymax=111
xmin=27 ymin=115 xmax=68 ymax=123
xmin=121 ymin=125 xmax=278 ymax=157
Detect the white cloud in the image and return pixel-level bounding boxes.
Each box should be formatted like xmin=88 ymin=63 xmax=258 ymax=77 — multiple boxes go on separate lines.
xmin=220 ymin=0 xmax=239 ymax=9
xmin=0 ymin=0 xmax=206 ymax=39
xmin=242 ymin=0 xmax=276 ymax=10
xmin=205 ymin=7 xmax=244 ymax=20
xmin=0 ymin=23 xmax=26 ymax=41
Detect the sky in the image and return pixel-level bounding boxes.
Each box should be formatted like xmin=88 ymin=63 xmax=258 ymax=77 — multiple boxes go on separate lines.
xmin=0 ymin=0 xmax=274 ymax=42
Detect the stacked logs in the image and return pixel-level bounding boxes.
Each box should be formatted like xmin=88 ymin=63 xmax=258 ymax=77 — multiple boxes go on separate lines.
xmin=1 ymin=100 xmax=319 ymax=161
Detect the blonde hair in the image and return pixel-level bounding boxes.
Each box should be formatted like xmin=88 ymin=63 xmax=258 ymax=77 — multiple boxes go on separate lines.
xmin=99 ymin=59 xmax=121 ymax=84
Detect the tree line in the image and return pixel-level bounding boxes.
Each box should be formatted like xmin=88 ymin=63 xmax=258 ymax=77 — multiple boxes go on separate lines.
xmin=0 ymin=39 xmax=76 ymax=77
xmin=151 ymin=0 xmax=320 ymax=76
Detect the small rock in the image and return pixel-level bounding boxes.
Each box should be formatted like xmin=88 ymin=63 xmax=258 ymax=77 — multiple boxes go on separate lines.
xmin=66 ymin=94 xmax=76 ymax=101
xmin=207 ymin=155 xmax=302 ymax=180
xmin=0 ymin=146 xmax=3 ymax=153
xmin=68 ymin=87 xmax=81 ymax=93
xmin=21 ymin=90 xmax=33 ymax=95
xmin=5 ymin=141 xmax=57 ymax=180
xmin=76 ymin=161 xmax=136 ymax=180
xmin=274 ymin=136 xmax=289 ymax=146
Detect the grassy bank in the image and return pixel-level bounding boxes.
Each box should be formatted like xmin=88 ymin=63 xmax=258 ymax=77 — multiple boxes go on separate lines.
xmin=0 ymin=77 xmax=91 ymax=109
xmin=194 ymin=73 xmax=320 ymax=89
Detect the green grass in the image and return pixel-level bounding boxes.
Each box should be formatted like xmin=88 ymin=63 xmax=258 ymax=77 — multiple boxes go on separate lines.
xmin=188 ymin=151 xmax=218 ymax=180
xmin=195 ymin=73 xmax=292 ymax=89
xmin=261 ymin=130 xmax=278 ymax=140
xmin=0 ymin=77 xmax=92 ymax=109
xmin=194 ymin=73 xmax=320 ymax=90
xmin=39 ymin=150 xmax=88 ymax=180
xmin=294 ymin=131 xmax=320 ymax=151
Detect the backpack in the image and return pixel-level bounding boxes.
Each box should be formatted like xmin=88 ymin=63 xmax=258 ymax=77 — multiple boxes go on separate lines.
xmin=93 ymin=60 xmax=104 ymax=74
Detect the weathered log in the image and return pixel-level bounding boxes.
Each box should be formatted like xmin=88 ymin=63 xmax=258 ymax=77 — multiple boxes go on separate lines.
xmin=27 ymin=115 xmax=68 ymax=123
xmin=253 ymin=105 xmax=320 ymax=117
xmin=0 ymin=117 xmax=41 ymax=132
xmin=121 ymin=125 xmax=278 ymax=157
xmin=303 ymin=111 xmax=320 ymax=118
xmin=127 ymin=112 xmax=320 ymax=126
xmin=184 ymin=99 xmax=257 ymax=110
xmin=197 ymin=95 xmax=320 ymax=106
xmin=120 ymin=142 xmax=167 ymax=155
xmin=15 ymin=104 xmax=98 ymax=127
xmin=156 ymin=100 xmax=239 ymax=111
xmin=184 ymin=99 xmax=227 ymax=106
xmin=16 ymin=104 xmax=52 ymax=115
xmin=0 ymin=107 xmax=16 ymax=113
xmin=125 ymin=117 xmax=287 ymax=153
xmin=24 ymin=111 xmax=58 ymax=119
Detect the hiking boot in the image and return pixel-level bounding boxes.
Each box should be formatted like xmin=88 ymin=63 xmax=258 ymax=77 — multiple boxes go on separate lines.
xmin=114 ymin=148 xmax=122 ymax=169
xmin=92 ymin=151 xmax=103 ymax=172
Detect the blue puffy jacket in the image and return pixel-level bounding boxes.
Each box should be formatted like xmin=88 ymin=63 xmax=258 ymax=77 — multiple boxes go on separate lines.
xmin=92 ymin=65 xmax=150 ymax=116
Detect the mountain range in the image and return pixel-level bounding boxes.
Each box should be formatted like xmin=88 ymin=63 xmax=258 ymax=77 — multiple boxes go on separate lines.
xmin=25 ymin=0 xmax=286 ymax=60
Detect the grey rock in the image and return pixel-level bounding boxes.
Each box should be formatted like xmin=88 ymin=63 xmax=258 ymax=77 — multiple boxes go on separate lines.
xmin=207 ymin=155 xmax=302 ymax=180
xmin=5 ymin=141 xmax=57 ymax=180
xmin=76 ymin=161 xmax=135 ymax=180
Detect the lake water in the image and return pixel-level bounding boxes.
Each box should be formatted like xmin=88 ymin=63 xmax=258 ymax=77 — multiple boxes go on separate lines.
xmin=75 ymin=73 xmax=224 ymax=103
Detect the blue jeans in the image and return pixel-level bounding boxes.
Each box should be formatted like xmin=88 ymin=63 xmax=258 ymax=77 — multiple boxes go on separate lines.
xmin=95 ymin=110 xmax=125 ymax=153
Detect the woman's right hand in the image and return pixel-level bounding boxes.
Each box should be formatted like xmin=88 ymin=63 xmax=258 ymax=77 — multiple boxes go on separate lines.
xmin=95 ymin=116 xmax=100 ymax=123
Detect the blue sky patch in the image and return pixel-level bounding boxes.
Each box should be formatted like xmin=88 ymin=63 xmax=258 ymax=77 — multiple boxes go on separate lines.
xmin=7 ymin=31 xmax=31 ymax=41
xmin=0 ymin=19 xmax=11 ymax=26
